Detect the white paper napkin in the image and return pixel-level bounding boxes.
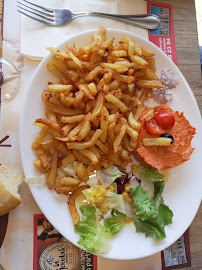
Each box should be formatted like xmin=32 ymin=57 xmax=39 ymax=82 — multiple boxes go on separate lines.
xmin=20 ymin=0 xmax=148 ymax=60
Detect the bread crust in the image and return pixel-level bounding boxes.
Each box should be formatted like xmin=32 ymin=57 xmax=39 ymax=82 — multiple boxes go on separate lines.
xmin=0 ymin=182 xmax=21 ymax=216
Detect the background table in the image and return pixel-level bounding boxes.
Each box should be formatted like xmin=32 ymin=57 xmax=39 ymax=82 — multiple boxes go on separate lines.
xmin=152 ymin=0 xmax=202 ymax=269
xmin=0 ymin=0 xmax=201 ymax=269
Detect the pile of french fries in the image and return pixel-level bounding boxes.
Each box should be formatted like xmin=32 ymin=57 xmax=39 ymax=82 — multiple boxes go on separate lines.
xmin=31 ymin=27 xmax=163 ymax=201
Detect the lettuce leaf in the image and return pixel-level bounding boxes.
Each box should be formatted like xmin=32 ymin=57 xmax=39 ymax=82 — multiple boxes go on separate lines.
xmin=139 ymin=165 xmax=164 ymax=200
xmin=96 ymin=165 xmax=123 ymax=188
xmin=134 ymin=204 xmax=173 ymax=241
xmin=130 ymin=186 xmax=157 ymax=220
xmin=75 ymin=206 xmax=126 ymax=254
xmin=130 ymin=180 xmax=173 ymax=241
xmin=22 ymin=174 xmax=46 ymax=184
xmin=74 ymin=205 xmax=98 ymax=251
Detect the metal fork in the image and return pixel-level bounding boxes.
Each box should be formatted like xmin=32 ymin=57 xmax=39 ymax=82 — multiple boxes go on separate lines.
xmin=17 ymin=0 xmax=160 ymax=30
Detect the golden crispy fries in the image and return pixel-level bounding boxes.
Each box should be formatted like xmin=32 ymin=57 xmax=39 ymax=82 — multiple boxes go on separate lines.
xmin=47 ymin=84 xmax=73 ymax=93
xmin=105 ymin=94 xmax=128 ymax=113
xmin=32 ymin=28 xmax=164 ymax=224
xmin=113 ymin=123 xmax=126 ymax=153
xmin=41 ymin=137 xmax=55 ymax=150
xmin=130 ymin=55 xmax=148 ymax=67
xmin=46 ymin=149 xmax=59 ymax=189
xmin=141 ymin=47 xmax=155 ymax=57
xmin=55 ymin=186 xmax=77 ymax=195
xmin=45 ymin=101 xmax=82 ymax=116
xmin=33 ymin=159 xmax=47 ymax=174
xmin=31 ymin=125 xmax=49 ymax=149
xmin=76 ymin=120 xmax=91 ymax=141
xmin=67 ymin=129 xmax=102 ymax=149
xmin=91 ymin=91 xmax=105 ymax=121
xmin=35 ymin=118 xmax=63 ymax=135
xmin=85 ymin=66 xmax=102 ymax=81
xmin=136 ymin=80 xmax=163 ymax=89
xmin=36 ymin=145 xmax=49 ymax=169
xmin=47 ymin=62 xmax=69 ymax=80
xmin=76 ymin=163 xmax=89 ymax=182
xmin=144 ymin=109 xmax=155 ymax=122
xmin=108 ymin=122 xmax=116 ymax=144
xmin=96 ymin=140 xmax=109 ymax=155
xmin=60 ymin=177 xmax=81 ymax=186
xmin=61 ymin=115 xmax=85 ymax=124
xmin=126 ymin=124 xmax=139 ymax=141
xmin=100 ymin=106 xmax=109 ymax=143
xmin=142 ymin=138 xmax=172 ymax=146
xmin=73 ymin=150 xmax=91 ymax=165
xmin=69 ymin=185 xmax=90 ymax=225
xmin=128 ymin=112 xmax=141 ymax=132
xmin=146 ymin=58 xmax=156 ymax=73
xmin=62 ymin=154 xmax=75 ymax=167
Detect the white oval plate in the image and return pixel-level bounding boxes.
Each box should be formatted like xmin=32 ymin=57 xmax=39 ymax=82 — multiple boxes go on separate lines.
xmin=19 ymin=29 xmax=202 ymax=260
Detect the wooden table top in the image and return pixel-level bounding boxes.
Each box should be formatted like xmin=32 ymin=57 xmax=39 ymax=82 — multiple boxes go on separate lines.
xmin=149 ymin=0 xmax=202 ymax=269
xmin=0 ymin=0 xmax=201 ymax=269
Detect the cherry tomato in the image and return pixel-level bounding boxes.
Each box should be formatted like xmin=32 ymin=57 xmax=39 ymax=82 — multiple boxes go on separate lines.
xmin=145 ymin=119 xmax=166 ymax=135
xmin=154 ymin=110 xmax=175 ymax=129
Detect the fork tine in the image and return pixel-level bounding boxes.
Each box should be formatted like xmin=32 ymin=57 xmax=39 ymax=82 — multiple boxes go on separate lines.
xmin=21 ymin=0 xmax=53 ymax=13
xmin=17 ymin=5 xmax=55 ymax=22
xmin=17 ymin=9 xmax=54 ymax=25
xmin=17 ymin=1 xmax=54 ymax=18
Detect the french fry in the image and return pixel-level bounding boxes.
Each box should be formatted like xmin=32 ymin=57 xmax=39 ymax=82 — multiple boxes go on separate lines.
xmin=72 ymin=149 xmax=91 ymax=165
xmin=136 ymin=80 xmax=163 ymax=89
xmin=47 ymin=84 xmax=73 ymax=93
xmin=60 ymin=177 xmax=81 ymax=186
xmin=130 ymin=55 xmax=148 ymax=67
xmin=31 ymin=125 xmax=49 ymax=149
xmin=68 ymin=185 xmax=90 ymax=225
xmin=61 ymin=115 xmax=85 ymax=124
xmin=105 ymin=93 xmax=128 ymax=113
xmin=55 ymin=186 xmax=77 ymax=195
xmin=91 ymin=91 xmax=105 ymax=121
xmin=62 ymin=154 xmax=75 ymax=167
xmin=76 ymin=163 xmax=89 ymax=182
xmin=100 ymin=106 xmax=109 ymax=143
xmin=36 ymin=145 xmax=49 ymax=169
xmin=67 ymin=129 xmax=102 ymax=149
xmin=78 ymin=149 xmax=98 ymax=165
xmin=128 ymin=112 xmax=141 ymax=132
xmin=41 ymin=137 xmax=55 ymax=150
xmin=113 ymin=123 xmax=126 ymax=154
xmin=96 ymin=140 xmax=109 ymax=155
xmin=144 ymin=109 xmax=155 ymax=121
xmin=126 ymin=124 xmax=139 ymax=141
xmin=142 ymin=138 xmax=172 ymax=146
xmin=47 ymin=61 xmax=69 ymax=80
xmin=46 ymin=149 xmax=58 ymax=189
xmin=76 ymin=120 xmax=91 ymax=141
xmin=33 ymin=159 xmax=47 ymax=174
xmin=108 ymin=122 xmax=116 ymax=144
xmin=35 ymin=118 xmax=63 ymax=135
xmin=45 ymin=101 xmax=82 ymax=116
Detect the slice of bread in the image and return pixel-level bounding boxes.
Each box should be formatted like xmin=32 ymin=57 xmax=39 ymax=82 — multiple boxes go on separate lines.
xmin=0 ymin=165 xmax=22 ymax=216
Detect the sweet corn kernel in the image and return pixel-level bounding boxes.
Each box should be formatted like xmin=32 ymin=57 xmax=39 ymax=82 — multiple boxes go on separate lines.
xmin=122 ymin=191 xmax=128 ymax=199
xmin=100 ymin=203 xmax=108 ymax=213
xmin=124 ymin=183 xmax=130 ymax=192
xmin=132 ymin=164 xmax=139 ymax=174
xmin=92 ymin=192 xmax=97 ymax=197
xmin=98 ymin=186 xmax=107 ymax=194
xmin=108 ymin=184 xmax=115 ymax=191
